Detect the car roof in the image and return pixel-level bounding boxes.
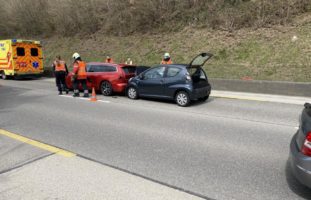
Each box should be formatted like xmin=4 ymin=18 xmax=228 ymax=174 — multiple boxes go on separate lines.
xmin=87 ymin=62 xmax=118 ymax=66
xmin=155 ymin=64 xmax=188 ymax=68
xmin=87 ymin=62 xmax=136 ymax=67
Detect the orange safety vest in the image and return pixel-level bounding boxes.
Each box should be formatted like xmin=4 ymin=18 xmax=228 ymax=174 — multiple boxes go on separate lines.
xmin=54 ymin=60 xmax=66 ymax=72
xmin=161 ymin=59 xmax=172 ymax=65
xmin=73 ymin=61 xmax=87 ymax=80
xmin=106 ymin=58 xmax=114 ymax=63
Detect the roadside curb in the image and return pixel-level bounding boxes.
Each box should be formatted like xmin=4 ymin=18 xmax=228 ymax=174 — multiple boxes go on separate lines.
xmin=210 ymin=78 xmax=311 ymax=97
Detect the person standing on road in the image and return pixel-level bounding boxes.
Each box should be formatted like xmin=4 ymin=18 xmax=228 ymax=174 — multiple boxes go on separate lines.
xmin=53 ymin=56 xmax=69 ymax=95
xmin=105 ymin=56 xmax=114 ymax=63
xmin=161 ymin=52 xmax=173 ymax=64
xmin=72 ymin=53 xmax=89 ymax=98
xmin=125 ymin=58 xmax=133 ymax=65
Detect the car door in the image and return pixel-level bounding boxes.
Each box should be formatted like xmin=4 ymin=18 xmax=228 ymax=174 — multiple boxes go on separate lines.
xmin=138 ymin=66 xmax=166 ymax=97
xmin=162 ymin=66 xmax=184 ymax=98
xmin=86 ymin=64 xmax=97 ymax=88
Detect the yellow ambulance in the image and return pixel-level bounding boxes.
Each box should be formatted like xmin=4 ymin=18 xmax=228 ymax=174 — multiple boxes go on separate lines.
xmin=0 ymin=39 xmax=44 ymax=79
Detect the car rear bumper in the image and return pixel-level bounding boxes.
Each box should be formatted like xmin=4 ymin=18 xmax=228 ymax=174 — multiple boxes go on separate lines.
xmin=113 ymin=83 xmax=127 ymax=93
xmin=14 ymin=73 xmax=43 ymax=79
xmin=190 ymin=85 xmax=211 ymax=100
xmin=289 ymin=132 xmax=311 ymax=188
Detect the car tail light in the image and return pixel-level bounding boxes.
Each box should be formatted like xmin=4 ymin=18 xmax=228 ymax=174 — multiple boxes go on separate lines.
xmin=302 ymin=132 xmax=311 ymax=156
xmin=186 ymin=72 xmax=191 ymax=81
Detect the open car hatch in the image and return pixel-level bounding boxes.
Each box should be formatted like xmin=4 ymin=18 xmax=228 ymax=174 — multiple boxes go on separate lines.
xmin=188 ymin=52 xmax=213 ymax=68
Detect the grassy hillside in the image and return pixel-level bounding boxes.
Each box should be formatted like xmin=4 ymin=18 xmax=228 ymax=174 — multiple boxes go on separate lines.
xmin=1 ymin=0 xmax=310 ymax=82
xmin=43 ymin=14 xmax=311 ymax=82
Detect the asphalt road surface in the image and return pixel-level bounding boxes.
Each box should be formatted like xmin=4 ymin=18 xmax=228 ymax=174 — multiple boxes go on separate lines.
xmin=1 ymin=78 xmax=311 ymax=200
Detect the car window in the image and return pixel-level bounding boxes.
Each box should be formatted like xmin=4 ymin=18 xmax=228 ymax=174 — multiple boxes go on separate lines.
xmin=143 ymin=67 xmax=165 ymax=80
xmin=87 ymin=65 xmax=117 ymax=72
xmin=105 ymin=66 xmax=117 ymax=72
xmin=94 ymin=66 xmax=104 ymax=72
xmin=86 ymin=65 xmax=92 ymax=72
xmin=188 ymin=67 xmax=207 ymax=82
xmin=199 ymin=69 xmax=207 ymax=80
xmin=166 ymin=67 xmax=181 ymax=78
xmin=122 ymin=66 xmax=136 ymax=74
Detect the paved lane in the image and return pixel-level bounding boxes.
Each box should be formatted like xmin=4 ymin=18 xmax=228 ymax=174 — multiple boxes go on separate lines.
xmin=1 ymin=79 xmax=310 ymax=200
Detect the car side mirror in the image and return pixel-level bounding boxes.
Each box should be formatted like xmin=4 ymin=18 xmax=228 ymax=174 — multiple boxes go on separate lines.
xmin=138 ymin=74 xmax=144 ymax=80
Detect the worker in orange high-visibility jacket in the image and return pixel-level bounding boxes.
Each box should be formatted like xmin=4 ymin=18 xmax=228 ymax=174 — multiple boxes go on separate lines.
xmin=105 ymin=56 xmax=114 ymax=63
xmin=53 ymin=55 xmax=69 ymax=95
xmin=161 ymin=52 xmax=173 ymax=64
xmin=72 ymin=53 xmax=89 ymax=98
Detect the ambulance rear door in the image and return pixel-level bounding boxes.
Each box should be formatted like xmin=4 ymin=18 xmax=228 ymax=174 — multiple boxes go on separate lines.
xmin=13 ymin=41 xmax=43 ymax=75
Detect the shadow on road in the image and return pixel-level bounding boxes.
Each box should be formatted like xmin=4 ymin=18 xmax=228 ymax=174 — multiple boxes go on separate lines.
xmin=191 ymin=97 xmax=214 ymax=107
xmin=285 ymin=159 xmax=311 ymax=199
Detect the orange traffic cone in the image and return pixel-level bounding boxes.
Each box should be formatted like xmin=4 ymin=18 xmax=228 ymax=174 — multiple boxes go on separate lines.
xmin=90 ymin=87 xmax=97 ymax=102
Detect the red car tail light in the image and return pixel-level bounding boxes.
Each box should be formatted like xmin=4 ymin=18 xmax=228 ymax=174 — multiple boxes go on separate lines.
xmin=302 ymin=132 xmax=311 ymax=156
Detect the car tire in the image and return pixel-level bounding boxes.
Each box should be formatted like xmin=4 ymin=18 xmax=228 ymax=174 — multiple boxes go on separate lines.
xmin=127 ymin=87 xmax=138 ymax=100
xmin=101 ymin=81 xmax=113 ymax=96
xmin=1 ymin=72 xmax=7 ymax=80
xmin=175 ymin=91 xmax=190 ymax=107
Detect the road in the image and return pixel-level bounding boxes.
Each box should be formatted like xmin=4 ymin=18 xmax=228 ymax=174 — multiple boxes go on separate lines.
xmin=1 ymin=78 xmax=311 ymax=200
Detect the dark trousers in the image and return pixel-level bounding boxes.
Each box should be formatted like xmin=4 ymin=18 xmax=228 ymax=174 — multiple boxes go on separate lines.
xmin=73 ymin=79 xmax=88 ymax=95
xmin=55 ymin=71 xmax=67 ymax=92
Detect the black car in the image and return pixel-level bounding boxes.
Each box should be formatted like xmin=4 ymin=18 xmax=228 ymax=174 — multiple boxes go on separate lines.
xmin=126 ymin=53 xmax=212 ymax=106
xmin=289 ymin=103 xmax=311 ymax=188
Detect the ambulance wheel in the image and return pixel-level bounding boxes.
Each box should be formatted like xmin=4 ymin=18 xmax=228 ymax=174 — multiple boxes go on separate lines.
xmin=101 ymin=81 xmax=113 ymax=96
xmin=1 ymin=72 xmax=7 ymax=80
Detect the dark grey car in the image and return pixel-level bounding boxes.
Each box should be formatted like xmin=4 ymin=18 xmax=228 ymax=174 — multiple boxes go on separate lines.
xmin=290 ymin=103 xmax=311 ymax=188
xmin=126 ymin=53 xmax=212 ymax=106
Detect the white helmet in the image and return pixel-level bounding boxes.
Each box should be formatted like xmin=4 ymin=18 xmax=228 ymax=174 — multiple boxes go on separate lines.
xmin=72 ymin=52 xmax=80 ymax=60
xmin=164 ymin=52 xmax=170 ymax=59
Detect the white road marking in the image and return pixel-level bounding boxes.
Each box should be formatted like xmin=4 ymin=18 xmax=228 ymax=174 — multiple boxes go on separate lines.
xmin=78 ymin=97 xmax=89 ymax=101
xmin=98 ymin=100 xmax=110 ymax=103
xmin=60 ymin=95 xmax=73 ymax=98
xmin=59 ymin=95 xmax=110 ymax=103
xmin=212 ymin=90 xmax=310 ymax=105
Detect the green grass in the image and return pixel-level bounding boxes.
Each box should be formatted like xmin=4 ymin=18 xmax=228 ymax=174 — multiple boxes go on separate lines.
xmin=42 ymin=21 xmax=311 ymax=82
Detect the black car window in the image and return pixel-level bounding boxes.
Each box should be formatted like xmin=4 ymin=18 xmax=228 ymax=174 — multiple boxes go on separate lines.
xmin=105 ymin=66 xmax=117 ymax=72
xmin=31 ymin=48 xmax=38 ymax=56
xmin=166 ymin=67 xmax=181 ymax=78
xmin=16 ymin=47 xmax=25 ymax=56
xmin=188 ymin=67 xmax=207 ymax=82
xmin=122 ymin=66 xmax=136 ymax=74
xmin=86 ymin=65 xmax=93 ymax=72
xmin=94 ymin=66 xmax=104 ymax=72
xmin=143 ymin=67 xmax=165 ymax=80
xmin=87 ymin=65 xmax=117 ymax=72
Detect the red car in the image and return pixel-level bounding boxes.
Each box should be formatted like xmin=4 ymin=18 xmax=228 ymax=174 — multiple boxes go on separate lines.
xmin=66 ymin=62 xmax=136 ymax=96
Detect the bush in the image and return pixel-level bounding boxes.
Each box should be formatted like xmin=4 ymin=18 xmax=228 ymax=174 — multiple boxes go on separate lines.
xmin=0 ymin=0 xmax=310 ymax=38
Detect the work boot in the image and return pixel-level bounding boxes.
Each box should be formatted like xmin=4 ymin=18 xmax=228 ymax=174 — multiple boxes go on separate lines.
xmin=58 ymin=91 xmax=63 ymax=95
xmin=65 ymin=89 xmax=69 ymax=94
xmin=73 ymin=93 xmax=80 ymax=97
xmin=83 ymin=93 xmax=89 ymax=98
